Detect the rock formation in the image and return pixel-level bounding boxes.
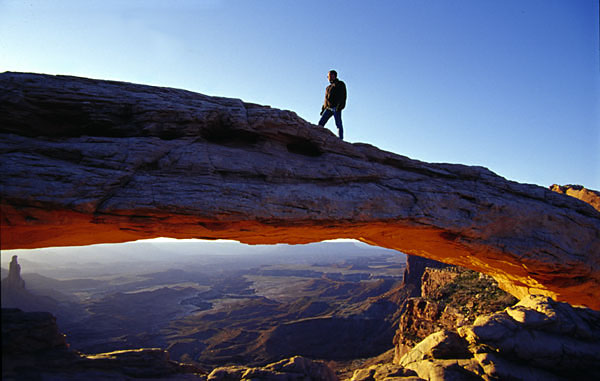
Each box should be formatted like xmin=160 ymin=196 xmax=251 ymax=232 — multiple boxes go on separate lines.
xmin=2 ymin=308 xmax=204 ymax=379
xmin=402 ymin=255 xmax=450 ymax=297
xmin=1 ymin=72 xmax=599 ymax=308
xmin=398 ymin=295 xmax=600 ymax=380
xmin=393 ymin=266 xmax=516 ymax=361
xmin=208 ymin=356 xmax=337 ymax=381
xmin=351 ymin=295 xmax=600 ymax=380
xmin=5 ymin=255 xmax=25 ymax=289
xmin=550 ymin=184 xmax=600 ymax=212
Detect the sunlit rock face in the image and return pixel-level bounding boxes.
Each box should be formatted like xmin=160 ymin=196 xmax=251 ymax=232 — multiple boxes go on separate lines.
xmin=395 ymin=295 xmax=600 ymax=380
xmin=550 ymin=184 xmax=600 ymax=212
xmin=1 ymin=72 xmax=599 ymax=309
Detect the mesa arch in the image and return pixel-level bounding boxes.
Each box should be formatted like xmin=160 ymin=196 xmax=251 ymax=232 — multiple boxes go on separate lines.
xmin=1 ymin=72 xmax=599 ymax=309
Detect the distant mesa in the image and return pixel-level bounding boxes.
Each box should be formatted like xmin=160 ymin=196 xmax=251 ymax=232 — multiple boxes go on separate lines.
xmin=1 ymin=72 xmax=599 ymax=309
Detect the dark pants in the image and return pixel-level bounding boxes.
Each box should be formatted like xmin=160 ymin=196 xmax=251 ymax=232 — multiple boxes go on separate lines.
xmin=318 ymin=108 xmax=343 ymax=139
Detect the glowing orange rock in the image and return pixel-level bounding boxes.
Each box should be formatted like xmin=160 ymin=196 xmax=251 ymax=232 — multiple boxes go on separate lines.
xmin=1 ymin=72 xmax=599 ymax=309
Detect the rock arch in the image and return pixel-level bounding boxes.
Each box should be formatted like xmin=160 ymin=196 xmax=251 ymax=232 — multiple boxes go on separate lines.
xmin=1 ymin=72 xmax=599 ymax=309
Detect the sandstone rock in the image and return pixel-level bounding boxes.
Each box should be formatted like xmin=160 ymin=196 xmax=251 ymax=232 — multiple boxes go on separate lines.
xmin=5 ymin=255 xmax=25 ymax=289
xmin=550 ymin=184 xmax=600 ymax=212
xmin=208 ymin=356 xmax=337 ymax=381
xmin=84 ymin=348 xmax=200 ymax=378
xmin=393 ymin=267 xmax=516 ymax=362
xmin=459 ymin=295 xmax=600 ymax=375
xmin=420 ymin=268 xmax=459 ymax=299
xmin=1 ymin=72 xmax=599 ymax=309
xmin=398 ymin=330 xmax=470 ymax=366
xmin=402 ymin=255 xmax=450 ymax=297
xmin=350 ymin=363 xmax=421 ymax=381
xmin=393 ymin=298 xmax=443 ymax=360
xmin=392 ymin=294 xmax=600 ymax=380
xmin=401 ymin=359 xmax=482 ymax=381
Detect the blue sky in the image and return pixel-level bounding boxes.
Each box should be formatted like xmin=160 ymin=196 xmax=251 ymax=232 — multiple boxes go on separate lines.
xmin=1 ymin=0 xmax=598 ymax=189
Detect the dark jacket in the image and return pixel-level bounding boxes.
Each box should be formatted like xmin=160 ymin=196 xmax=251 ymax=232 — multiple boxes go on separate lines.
xmin=323 ymin=79 xmax=347 ymax=112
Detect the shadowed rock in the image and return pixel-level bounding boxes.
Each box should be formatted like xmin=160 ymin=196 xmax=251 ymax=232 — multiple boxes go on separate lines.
xmin=5 ymin=256 xmax=25 ymax=289
xmin=2 ymin=308 xmax=203 ymax=379
xmin=1 ymin=72 xmax=599 ymax=308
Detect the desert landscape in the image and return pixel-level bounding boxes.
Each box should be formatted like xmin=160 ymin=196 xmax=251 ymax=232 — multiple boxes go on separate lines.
xmin=1 ymin=71 xmax=599 ymax=380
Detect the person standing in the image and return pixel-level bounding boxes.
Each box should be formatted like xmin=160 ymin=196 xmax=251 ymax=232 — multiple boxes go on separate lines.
xmin=318 ymin=70 xmax=347 ymax=140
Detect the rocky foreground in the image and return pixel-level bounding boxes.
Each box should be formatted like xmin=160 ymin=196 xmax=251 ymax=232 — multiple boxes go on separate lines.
xmin=352 ymin=295 xmax=600 ymax=381
xmin=1 ymin=72 xmax=599 ymax=309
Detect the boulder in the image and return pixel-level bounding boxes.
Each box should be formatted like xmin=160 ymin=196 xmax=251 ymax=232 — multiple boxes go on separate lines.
xmin=393 ymin=294 xmax=600 ymax=380
xmin=393 ymin=266 xmax=516 ymax=362
xmin=1 ymin=72 xmax=599 ymax=309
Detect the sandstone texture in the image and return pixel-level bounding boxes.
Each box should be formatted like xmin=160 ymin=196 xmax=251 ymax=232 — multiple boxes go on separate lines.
xmin=393 ymin=267 xmax=516 ymax=361
xmin=395 ymin=295 xmax=600 ymax=381
xmin=550 ymin=184 xmax=600 ymax=212
xmin=402 ymin=255 xmax=450 ymax=297
xmin=208 ymin=356 xmax=337 ymax=381
xmin=1 ymin=72 xmax=599 ymax=308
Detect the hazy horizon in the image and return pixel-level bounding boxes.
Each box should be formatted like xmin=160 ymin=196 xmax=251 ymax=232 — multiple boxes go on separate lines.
xmin=1 ymin=238 xmax=405 ymax=279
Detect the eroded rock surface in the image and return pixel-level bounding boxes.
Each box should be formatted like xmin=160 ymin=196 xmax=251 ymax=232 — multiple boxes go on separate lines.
xmin=1 ymin=72 xmax=599 ymax=308
xmin=550 ymin=184 xmax=600 ymax=212
xmin=208 ymin=356 xmax=337 ymax=381
xmin=396 ymin=295 xmax=600 ymax=381
xmin=393 ymin=267 xmax=516 ymax=361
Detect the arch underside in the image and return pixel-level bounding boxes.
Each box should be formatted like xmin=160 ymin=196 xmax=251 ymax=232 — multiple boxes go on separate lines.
xmin=1 ymin=72 xmax=599 ymax=309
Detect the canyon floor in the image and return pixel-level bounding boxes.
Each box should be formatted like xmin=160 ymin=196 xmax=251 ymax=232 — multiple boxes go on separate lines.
xmin=2 ymin=240 xmax=542 ymax=380
xmin=2 ymin=241 xmax=408 ymax=374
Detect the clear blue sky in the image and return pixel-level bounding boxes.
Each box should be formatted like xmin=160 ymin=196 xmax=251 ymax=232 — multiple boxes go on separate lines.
xmin=1 ymin=0 xmax=598 ymax=189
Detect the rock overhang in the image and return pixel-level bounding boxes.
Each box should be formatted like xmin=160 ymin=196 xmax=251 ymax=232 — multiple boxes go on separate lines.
xmin=1 ymin=72 xmax=599 ymax=309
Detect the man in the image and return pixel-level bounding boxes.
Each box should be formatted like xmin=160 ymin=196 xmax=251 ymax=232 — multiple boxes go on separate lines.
xmin=318 ymin=70 xmax=347 ymax=140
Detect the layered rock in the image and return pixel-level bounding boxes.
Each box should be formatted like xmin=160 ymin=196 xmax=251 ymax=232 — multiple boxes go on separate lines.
xmin=1 ymin=72 xmax=599 ymax=308
xmin=208 ymin=356 xmax=337 ymax=381
xmin=350 ymin=363 xmax=422 ymax=381
xmin=550 ymin=184 xmax=600 ymax=212
xmin=397 ymin=295 xmax=600 ymax=380
xmin=393 ymin=267 xmax=516 ymax=361
xmin=353 ymin=295 xmax=600 ymax=380
xmin=402 ymin=255 xmax=450 ymax=297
